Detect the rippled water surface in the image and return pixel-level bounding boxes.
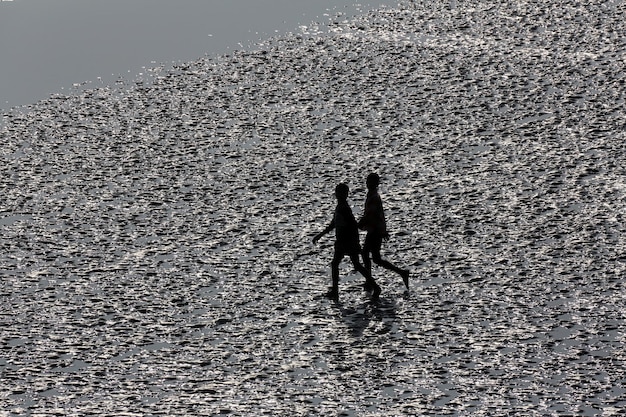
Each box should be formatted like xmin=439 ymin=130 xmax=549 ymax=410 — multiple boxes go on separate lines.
xmin=2 ymin=0 xmax=626 ymax=415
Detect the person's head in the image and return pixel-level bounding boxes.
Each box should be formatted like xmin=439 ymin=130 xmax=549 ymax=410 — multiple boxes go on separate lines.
xmin=366 ymin=172 xmax=380 ymax=190
xmin=335 ymin=183 xmax=349 ymax=201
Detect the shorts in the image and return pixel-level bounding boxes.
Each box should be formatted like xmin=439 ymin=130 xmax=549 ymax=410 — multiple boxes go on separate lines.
xmin=363 ymin=232 xmax=384 ymax=254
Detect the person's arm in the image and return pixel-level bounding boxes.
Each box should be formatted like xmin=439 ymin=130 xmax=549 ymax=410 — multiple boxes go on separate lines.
xmin=313 ymin=219 xmax=335 ymax=243
xmin=358 ymin=196 xmax=374 ymax=230
xmin=377 ymin=197 xmax=389 ymax=238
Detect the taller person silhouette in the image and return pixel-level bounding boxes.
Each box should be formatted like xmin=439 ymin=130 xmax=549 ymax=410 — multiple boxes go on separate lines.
xmin=313 ymin=183 xmax=381 ymax=302
xmin=358 ymin=173 xmax=410 ymax=289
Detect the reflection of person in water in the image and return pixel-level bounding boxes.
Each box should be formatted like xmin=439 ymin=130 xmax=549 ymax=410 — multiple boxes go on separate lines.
xmin=359 ymin=173 xmax=410 ymax=290
xmin=313 ymin=183 xmax=381 ymax=302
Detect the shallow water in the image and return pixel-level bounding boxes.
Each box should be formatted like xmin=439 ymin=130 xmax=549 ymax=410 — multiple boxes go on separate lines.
xmin=2 ymin=0 xmax=626 ymax=415
xmin=0 ymin=0 xmax=387 ymax=110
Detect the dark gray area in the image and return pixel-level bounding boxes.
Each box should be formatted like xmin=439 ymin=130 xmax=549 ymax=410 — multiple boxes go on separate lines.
xmin=0 ymin=0 xmax=387 ymax=109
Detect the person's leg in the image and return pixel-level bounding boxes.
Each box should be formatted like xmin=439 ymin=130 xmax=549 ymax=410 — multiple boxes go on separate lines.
xmin=371 ymin=235 xmax=410 ymax=289
xmin=362 ymin=233 xmax=373 ymax=274
xmin=350 ymin=253 xmax=380 ymax=300
xmin=328 ymin=250 xmax=342 ymax=300
xmin=361 ymin=233 xmax=375 ymax=291
xmin=372 ymin=251 xmax=404 ymax=275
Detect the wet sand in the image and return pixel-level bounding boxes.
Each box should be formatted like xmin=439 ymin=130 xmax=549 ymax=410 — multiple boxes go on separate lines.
xmin=2 ymin=0 xmax=626 ymax=415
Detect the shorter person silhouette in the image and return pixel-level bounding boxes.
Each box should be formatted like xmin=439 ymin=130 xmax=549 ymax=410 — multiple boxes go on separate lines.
xmin=358 ymin=173 xmax=410 ymax=289
xmin=313 ymin=183 xmax=381 ymax=302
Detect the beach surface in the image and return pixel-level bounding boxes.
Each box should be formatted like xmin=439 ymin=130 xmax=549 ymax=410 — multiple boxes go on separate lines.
xmin=2 ymin=0 xmax=626 ymax=415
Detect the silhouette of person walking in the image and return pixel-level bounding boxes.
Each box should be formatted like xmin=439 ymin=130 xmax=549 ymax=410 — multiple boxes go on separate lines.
xmin=313 ymin=183 xmax=381 ymax=302
xmin=358 ymin=173 xmax=410 ymax=289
